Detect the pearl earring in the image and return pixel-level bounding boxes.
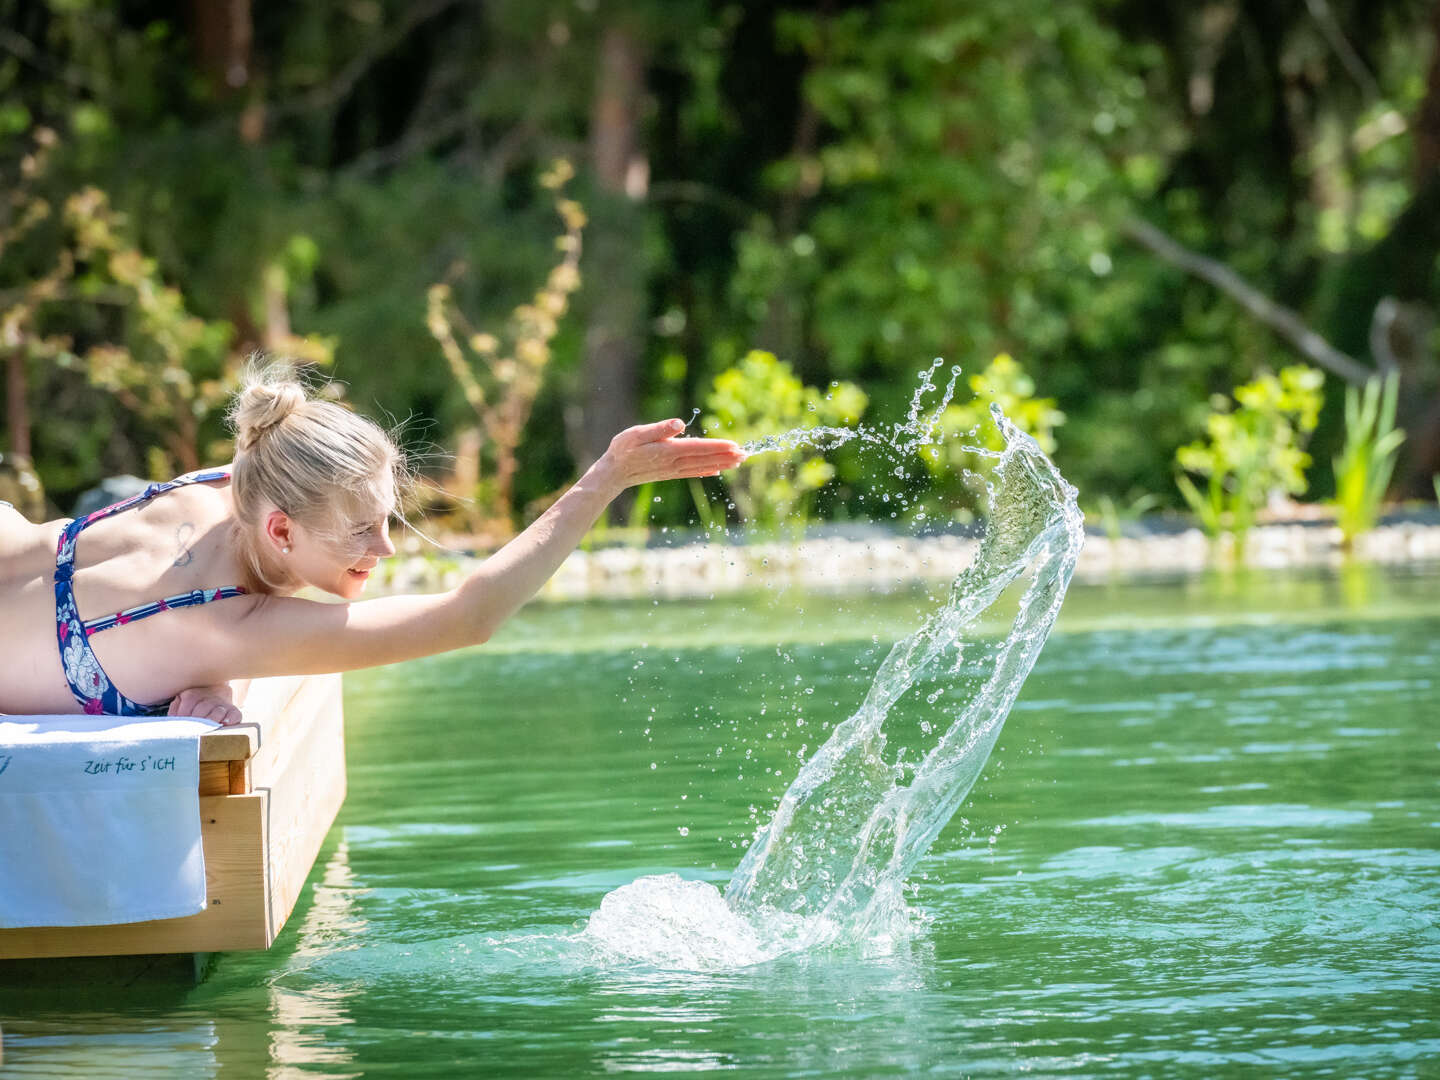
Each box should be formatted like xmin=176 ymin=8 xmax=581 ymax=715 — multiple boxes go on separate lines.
xmin=282 ymin=546 xmax=291 ymax=554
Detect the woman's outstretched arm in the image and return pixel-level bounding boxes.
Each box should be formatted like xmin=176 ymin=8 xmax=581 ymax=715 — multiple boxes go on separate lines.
xmin=201 ymin=420 xmax=743 ymax=682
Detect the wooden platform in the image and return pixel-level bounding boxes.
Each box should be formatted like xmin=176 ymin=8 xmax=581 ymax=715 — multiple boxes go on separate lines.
xmin=0 ymin=673 xmax=346 ymax=960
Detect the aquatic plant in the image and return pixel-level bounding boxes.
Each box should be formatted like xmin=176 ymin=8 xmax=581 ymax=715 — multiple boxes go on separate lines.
xmin=1086 ymin=491 xmax=1161 ymax=542
xmin=1330 ymin=372 xmax=1404 ymax=548
xmin=1174 ymin=365 xmax=1323 ymax=555
xmin=703 ymin=350 xmax=867 ymax=537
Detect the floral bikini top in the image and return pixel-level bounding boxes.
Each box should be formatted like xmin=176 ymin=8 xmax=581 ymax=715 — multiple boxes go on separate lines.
xmin=54 ymin=468 xmax=250 ymax=716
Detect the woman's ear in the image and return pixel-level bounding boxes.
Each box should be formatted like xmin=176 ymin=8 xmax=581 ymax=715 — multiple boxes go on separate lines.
xmin=263 ymin=508 xmax=294 ymax=553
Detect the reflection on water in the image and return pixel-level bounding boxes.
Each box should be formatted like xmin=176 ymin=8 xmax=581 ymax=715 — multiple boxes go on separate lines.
xmin=4 ymin=563 xmax=1440 ymax=1076
xmin=261 ymin=842 xmax=363 ymax=1079
xmin=0 ymin=843 xmax=365 ymax=1079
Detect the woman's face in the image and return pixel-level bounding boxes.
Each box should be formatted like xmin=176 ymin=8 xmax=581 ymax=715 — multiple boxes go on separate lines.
xmin=287 ymin=510 xmax=397 ymax=598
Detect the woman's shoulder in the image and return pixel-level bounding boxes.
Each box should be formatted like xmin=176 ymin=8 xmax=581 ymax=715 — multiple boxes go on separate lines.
xmin=0 ymin=505 xmax=66 ymax=582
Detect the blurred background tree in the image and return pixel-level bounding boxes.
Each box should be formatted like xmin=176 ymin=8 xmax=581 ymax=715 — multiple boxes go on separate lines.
xmin=0 ymin=0 xmax=1435 ymax=539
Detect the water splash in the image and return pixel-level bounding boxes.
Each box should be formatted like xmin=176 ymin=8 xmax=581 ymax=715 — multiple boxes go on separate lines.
xmin=737 ymin=357 xmax=964 ymax=458
xmin=581 ymin=361 xmax=1083 ymax=966
xmin=726 ymin=404 xmax=1082 ymax=938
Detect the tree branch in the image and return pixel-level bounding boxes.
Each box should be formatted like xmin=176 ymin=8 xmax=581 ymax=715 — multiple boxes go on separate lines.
xmin=0 ymin=26 xmax=95 ymax=90
xmin=269 ymin=0 xmax=461 ymax=119
xmin=1121 ymin=216 xmax=1373 ymax=386
xmin=1303 ymin=0 xmax=1383 ymax=103
xmin=340 ymin=109 xmax=474 ymax=178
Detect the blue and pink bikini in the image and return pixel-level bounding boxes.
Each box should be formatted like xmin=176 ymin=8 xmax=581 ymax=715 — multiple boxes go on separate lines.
xmin=54 ymin=468 xmax=250 ymax=716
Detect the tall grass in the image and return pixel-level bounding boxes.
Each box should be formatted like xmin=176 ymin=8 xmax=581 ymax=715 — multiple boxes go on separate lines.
xmin=1331 ymin=373 xmax=1404 ymax=548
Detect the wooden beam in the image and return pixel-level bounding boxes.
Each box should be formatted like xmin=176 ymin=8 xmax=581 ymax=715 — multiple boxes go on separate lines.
xmin=251 ymin=674 xmax=347 ymax=940
xmin=199 ymin=726 xmax=257 ymax=762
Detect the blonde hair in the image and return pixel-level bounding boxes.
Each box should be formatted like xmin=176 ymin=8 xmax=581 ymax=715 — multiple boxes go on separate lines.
xmin=227 ymin=358 xmax=412 ymax=592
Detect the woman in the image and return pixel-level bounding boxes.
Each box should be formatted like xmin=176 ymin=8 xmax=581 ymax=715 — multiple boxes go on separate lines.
xmin=0 ymin=363 xmax=745 ymax=723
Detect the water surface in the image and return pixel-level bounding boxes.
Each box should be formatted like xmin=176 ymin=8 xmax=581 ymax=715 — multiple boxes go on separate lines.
xmin=5 ymin=564 xmax=1439 ymax=1077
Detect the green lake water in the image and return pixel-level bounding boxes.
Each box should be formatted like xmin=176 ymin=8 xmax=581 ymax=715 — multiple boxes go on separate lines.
xmin=5 ymin=563 xmax=1439 ymax=1077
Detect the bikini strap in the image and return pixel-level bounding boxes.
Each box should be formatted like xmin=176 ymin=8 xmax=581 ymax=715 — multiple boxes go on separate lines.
xmin=55 ymin=468 xmax=232 ymax=583
xmin=82 ymin=584 xmax=250 ymax=637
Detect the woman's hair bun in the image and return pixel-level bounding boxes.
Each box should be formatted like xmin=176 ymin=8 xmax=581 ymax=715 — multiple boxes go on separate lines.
xmin=230 ymin=358 xmax=309 ymax=453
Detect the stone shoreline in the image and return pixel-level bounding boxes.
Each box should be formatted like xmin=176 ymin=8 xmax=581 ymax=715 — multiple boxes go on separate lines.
xmin=372 ymin=518 xmax=1440 ymax=601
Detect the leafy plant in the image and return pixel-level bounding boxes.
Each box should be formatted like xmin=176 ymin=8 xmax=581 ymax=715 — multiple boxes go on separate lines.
xmin=1330 ymin=372 xmax=1404 ymax=548
xmin=426 ymin=159 xmax=585 ymax=536
xmin=920 ymin=353 xmax=1066 ymax=517
xmin=1 ymin=128 xmax=330 ymax=479
xmin=1087 ymin=491 xmax=1161 ymax=542
xmin=703 ymin=350 xmax=867 ymax=536
xmin=1174 ymin=365 xmax=1324 ymax=553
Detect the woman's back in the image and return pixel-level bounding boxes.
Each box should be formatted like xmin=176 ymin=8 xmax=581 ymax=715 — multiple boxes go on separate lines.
xmin=0 ymin=473 xmax=257 ymax=715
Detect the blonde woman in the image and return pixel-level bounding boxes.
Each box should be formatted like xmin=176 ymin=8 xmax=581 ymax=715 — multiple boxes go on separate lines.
xmin=0 ymin=364 xmax=745 ymax=723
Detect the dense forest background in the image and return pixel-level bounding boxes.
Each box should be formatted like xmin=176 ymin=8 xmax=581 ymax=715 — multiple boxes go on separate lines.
xmin=2 ymin=0 xmax=1438 ymax=534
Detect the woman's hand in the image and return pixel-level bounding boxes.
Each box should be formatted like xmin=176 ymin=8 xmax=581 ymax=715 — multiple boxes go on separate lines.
xmin=167 ymin=683 xmax=243 ymax=726
xmin=596 ymin=418 xmax=746 ymax=492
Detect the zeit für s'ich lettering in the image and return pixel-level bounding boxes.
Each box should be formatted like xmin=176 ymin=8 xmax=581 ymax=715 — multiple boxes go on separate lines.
xmin=82 ymin=755 xmax=178 ymax=776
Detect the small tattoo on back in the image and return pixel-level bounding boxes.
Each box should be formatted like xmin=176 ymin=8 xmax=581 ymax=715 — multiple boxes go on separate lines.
xmin=173 ymin=521 xmax=195 ymax=567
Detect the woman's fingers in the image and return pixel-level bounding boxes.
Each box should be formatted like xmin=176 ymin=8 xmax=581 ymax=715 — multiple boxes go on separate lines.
xmin=167 ymin=690 xmax=242 ymax=725
xmin=604 ymin=421 xmax=746 ymax=487
xmin=623 ymin=418 xmax=687 ymax=446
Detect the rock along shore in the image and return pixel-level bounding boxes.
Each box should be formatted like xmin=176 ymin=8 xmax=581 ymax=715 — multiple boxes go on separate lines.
xmin=372 ymin=517 xmax=1440 ymax=601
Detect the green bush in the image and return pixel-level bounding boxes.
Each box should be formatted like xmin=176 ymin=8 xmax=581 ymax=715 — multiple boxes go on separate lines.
xmin=1174 ymin=365 xmax=1324 ymax=552
xmin=703 ymin=350 xmax=867 ymax=536
xmin=921 ymin=353 xmax=1066 ymax=518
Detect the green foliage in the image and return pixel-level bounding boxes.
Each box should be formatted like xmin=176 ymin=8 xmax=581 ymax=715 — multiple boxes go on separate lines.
xmin=742 ymin=0 xmax=1146 ymax=380
xmin=1174 ymin=366 xmax=1325 ymax=549
xmin=425 ymin=160 xmax=586 ymax=536
xmin=1086 ymin=491 xmax=1161 ymax=542
xmin=1331 ymin=373 xmax=1404 ymax=547
xmin=1 ymin=0 xmax=1437 ymax=521
xmin=921 ymin=354 xmax=1065 ymax=517
xmin=703 ymin=351 xmax=866 ymax=536
xmin=1 ymin=130 xmax=331 ymax=488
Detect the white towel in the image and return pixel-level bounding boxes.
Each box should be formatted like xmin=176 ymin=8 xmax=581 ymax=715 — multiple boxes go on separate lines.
xmin=0 ymin=716 xmax=214 ymax=929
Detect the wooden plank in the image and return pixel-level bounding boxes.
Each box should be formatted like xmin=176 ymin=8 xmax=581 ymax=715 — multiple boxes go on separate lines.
xmin=198 ymin=727 xmax=257 ymax=762
xmin=255 ymin=674 xmax=346 ymax=942
xmin=237 ymin=675 xmax=310 ymax=735
xmin=198 ymin=761 xmax=229 ymax=797
xmin=0 ymin=793 xmax=271 ymax=959
xmin=227 ymin=758 xmax=250 ymax=795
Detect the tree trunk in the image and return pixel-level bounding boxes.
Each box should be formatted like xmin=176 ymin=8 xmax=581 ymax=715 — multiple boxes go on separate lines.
xmin=576 ymin=25 xmax=648 ymax=484
xmin=187 ymin=0 xmax=261 ymax=142
xmin=188 ymin=0 xmax=252 ymax=95
xmin=5 ymin=350 xmax=29 ymax=459
xmin=1414 ymin=0 xmax=1440 ymax=190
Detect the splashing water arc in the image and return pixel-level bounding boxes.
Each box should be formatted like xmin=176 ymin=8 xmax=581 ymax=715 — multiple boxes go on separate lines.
xmin=578 ymin=365 xmax=1084 ymax=965
xmin=723 ymin=400 xmax=1085 ymax=937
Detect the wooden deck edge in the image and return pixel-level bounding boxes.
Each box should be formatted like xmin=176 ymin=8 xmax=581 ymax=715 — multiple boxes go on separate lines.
xmin=0 ymin=671 xmax=347 ymax=961
xmin=0 ymin=792 xmax=270 ymax=959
